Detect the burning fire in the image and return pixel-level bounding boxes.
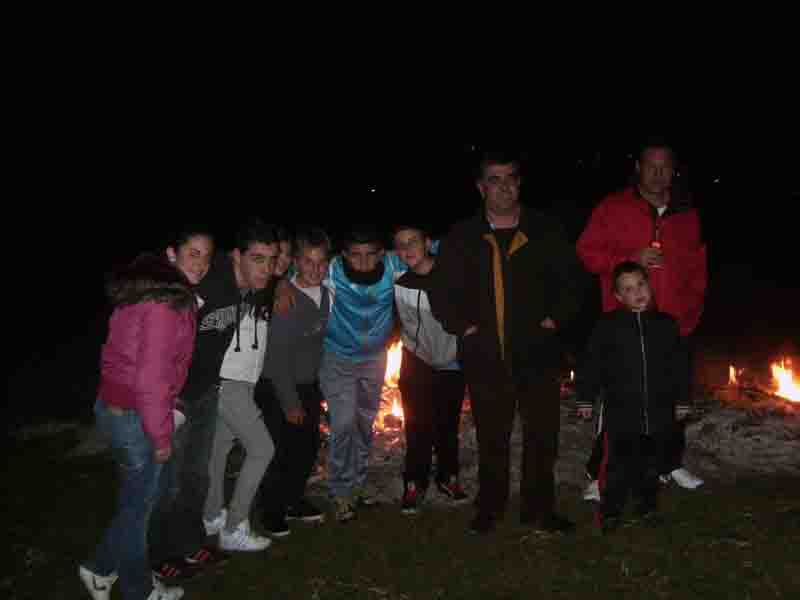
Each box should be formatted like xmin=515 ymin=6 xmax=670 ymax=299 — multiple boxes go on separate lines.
xmin=380 ymin=341 xmax=404 ymax=426
xmin=385 ymin=341 xmax=402 ymax=389
xmin=771 ymin=358 xmax=800 ymax=402
xmin=728 ymin=365 xmax=739 ymax=385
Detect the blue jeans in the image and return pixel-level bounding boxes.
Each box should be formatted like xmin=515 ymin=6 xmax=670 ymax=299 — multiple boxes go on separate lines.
xmin=84 ymin=399 xmax=167 ymax=600
xmin=319 ymin=351 xmax=387 ymax=499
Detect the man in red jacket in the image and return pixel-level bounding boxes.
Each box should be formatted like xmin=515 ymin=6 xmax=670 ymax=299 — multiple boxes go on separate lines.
xmin=577 ymin=139 xmax=706 ymax=497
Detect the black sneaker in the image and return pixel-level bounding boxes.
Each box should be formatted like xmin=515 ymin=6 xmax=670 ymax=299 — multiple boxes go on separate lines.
xmin=639 ymin=510 xmax=665 ymax=528
xmin=263 ymin=515 xmax=291 ymax=538
xmin=468 ymin=512 xmax=496 ymax=535
xmin=532 ymin=513 xmax=576 ymax=534
xmin=286 ymin=498 xmax=325 ymax=523
xmin=183 ymin=546 xmax=230 ymax=569
xmin=401 ymin=482 xmax=423 ymax=515
xmin=601 ymin=516 xmax=622 ymax=535
xmin=436 ymin=477 xmax=469 ymax=503
xmin=153 ymin=560 xmax=203 ymax=581
xmin=352 ymin=487 xmax=380 ymax=508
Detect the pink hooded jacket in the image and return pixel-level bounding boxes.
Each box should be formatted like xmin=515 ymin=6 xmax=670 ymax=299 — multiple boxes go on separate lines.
xmin=98 ymin=255 xmax=197 ymax=451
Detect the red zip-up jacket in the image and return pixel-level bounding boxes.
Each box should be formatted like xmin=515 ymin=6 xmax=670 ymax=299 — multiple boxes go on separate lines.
xmin=577 ymin=187 xmax=707 ymax=336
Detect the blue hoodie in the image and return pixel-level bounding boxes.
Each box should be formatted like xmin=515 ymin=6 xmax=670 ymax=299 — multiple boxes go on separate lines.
xmin=323 ymin=252 xmax=406 ymax=361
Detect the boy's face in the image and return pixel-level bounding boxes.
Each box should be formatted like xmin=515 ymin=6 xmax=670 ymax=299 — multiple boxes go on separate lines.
xmin=614 ymin=270 xmax=652 ymax=312
xmin=393 ymin=228 xmax=430 ymax=270
xmin=295 ymin=246 xmax=329 ymax=288
xmin=233 ymin=242 xmax=279 ymax=290
xmin=344 ymin=242 xmax=384 ymax=273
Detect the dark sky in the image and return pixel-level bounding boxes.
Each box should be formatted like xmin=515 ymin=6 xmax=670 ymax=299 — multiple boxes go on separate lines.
xmin=15 ymin=131 xmax=799 ymax=370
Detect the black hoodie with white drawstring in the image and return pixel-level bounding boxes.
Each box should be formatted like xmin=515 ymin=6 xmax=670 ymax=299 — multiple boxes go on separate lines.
xmin=181 ymin=253 xmax=270 ymax=403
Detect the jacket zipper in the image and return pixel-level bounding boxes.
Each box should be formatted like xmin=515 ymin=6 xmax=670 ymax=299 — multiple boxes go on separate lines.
xmin=636 ymin=312 xmax=650 ymax=434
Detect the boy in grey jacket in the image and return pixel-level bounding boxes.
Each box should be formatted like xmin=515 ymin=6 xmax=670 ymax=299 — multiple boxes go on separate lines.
xmin=258 ymin=228 xmax=331 ymax=536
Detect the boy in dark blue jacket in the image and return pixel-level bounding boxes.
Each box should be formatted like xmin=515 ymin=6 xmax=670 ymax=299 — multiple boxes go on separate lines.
xmin=577 ymin=261 xmax=687 ymax=533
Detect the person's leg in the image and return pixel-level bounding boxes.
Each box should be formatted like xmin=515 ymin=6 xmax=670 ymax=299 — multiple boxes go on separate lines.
xmin=203 ymin=385 xmax=236 ymax=525
xmin=518 ymin=371 xmax=563 ymax=526
xmin=217 ymin=381 xmax=275 ymax=530
xmin=150 ymin=384 xmax=220 ymax=565
xmin=319 ymin=352 xmax=359 ymax=505
xmin=257 ymin=379 xmax=290 ymax=520
xmin=399 ymin=350 xmax=436 ymax=489
xmin=432 ymin=369 xmax=466 ymax=486
xmin=468 ymin=379 xmax=515 ymax=519
xmin=284 ymin=382 xmax=324 ymax=507
xmin=586 ymin=428 xmax=604 ymax=480
xmin=637 ymin=432 xmax=665 ymax=517
xmin=599 ymin=433 xmax=635 ymax=528
xmin=83 ymin=400 xmax=165 ymax=600
xmin=353 ymin=352 xmax=388 ymax=495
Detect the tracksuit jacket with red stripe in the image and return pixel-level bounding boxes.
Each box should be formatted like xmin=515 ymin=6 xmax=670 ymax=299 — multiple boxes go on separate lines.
xmin=576 ymin=187 xmax=707 ymax=337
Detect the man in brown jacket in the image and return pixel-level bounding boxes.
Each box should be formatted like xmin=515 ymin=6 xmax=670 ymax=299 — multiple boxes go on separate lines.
xmin=429 ymin=150 xmax=587 ymax=534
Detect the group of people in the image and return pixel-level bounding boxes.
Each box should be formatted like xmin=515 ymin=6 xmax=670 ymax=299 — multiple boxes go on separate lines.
xmin=79 ymin=139 xmax=707 ymax=599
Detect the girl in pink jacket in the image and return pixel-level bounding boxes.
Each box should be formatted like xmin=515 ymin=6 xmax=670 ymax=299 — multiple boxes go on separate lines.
xmin=80 ymin=228 xmax=212 ymax=600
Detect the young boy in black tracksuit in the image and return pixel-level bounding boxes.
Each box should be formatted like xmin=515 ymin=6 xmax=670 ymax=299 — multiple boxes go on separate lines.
xmin=577 ymin=261 xmax=687 ymax=533
xmin=393 ymin=225 xmax=468 ymax=514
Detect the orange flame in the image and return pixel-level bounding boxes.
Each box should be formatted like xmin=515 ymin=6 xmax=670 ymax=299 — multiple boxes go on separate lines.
xmin=771 ymin=358 xmax=800 ymax=402
xmin=728 ymin=365 xmax=738 ymax=385
xmin=385 ymin=341 xmax=402 ymax=388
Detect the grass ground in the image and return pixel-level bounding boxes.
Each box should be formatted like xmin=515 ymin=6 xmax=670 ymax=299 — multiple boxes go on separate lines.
xmin=4 ymin=430 xmax=799 ymax=600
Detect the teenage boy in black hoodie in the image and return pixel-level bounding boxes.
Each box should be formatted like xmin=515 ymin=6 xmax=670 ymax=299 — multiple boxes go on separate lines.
xmin=150 ymin=219 xmax=279 ymax=575
xmin=576 ymin=261 xmax=687 ymax=534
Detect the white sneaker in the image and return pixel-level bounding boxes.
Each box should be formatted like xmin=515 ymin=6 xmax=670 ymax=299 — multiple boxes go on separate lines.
xmin=670 ymin=468 xmax=704 ymax=489
xmin=582 ymin=479 xmax=600 ymax=502
xmin=219 ymin=519 xmax=272 ymax=552
xmin=148 ymin=576 xmax=184 ymax=600
xmin=203 ymin=508 xmax=228 ymax=536
xmin=78 ymin=565 xmax=118 ymax=600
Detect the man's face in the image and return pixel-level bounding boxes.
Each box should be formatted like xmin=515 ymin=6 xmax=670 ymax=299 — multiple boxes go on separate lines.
xmin=295 ymin=246 xmax=330 ymax=287
xmin=477 ymin=163 xmax=521 ymax=216
xmin=637 ymin=147 xmax=674 ymax=199
xmin=233 ymin=241 xmax=279 ymax=290
xmin=614 ymin=271 xmax=652 ymax=312
xmin=344 ymin=242 xmax=384 ymax=273
xmin=275 ymin=240 xmax=292 ymax=278
xmin=393 ymin=229 xmax=430 ymax=271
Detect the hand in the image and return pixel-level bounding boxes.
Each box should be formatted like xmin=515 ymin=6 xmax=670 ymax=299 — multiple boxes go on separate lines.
xmin=576 ymin=406 xmax=593 ymax=419
xmin=636 ymin=247 xmax=664 ymax=268
xmin=540 ymin=317 xmax=557 ymax=330
xmin=464 ymin=325 xmax=478 ymax=337
xmin=286 ymin=407 xmax=306 ymax=425
xmin=273 ymin=279 xmax=296 ymax=315
xmin=154 ymin=445 xmax=172 ymax=463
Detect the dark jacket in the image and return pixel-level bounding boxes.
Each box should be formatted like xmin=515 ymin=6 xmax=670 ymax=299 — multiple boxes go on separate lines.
xmin=428 ymin=208 xmax=587 ymax=382
xmin=264 ymin=280 xmax=330 ymax=416
xmin=576 ymin=309 xmax=685 ymax=437
xmin=181 ymin=253 xmax=269 ymax=403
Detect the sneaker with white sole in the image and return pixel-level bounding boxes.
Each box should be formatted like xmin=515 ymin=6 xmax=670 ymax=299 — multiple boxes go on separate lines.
xmin=582 ymin=479 xmax=600 ymax=502
xmin=203 ymin=508 xmax=228 ymax=536
xmin=669 ymin=468 xmax=704 ymax=489
xmin=334 ymin=497 xmax=356 ymax=523
xmin=286 ymin=497 xmax=325 ymax=523
xmin=219 ymin=519 xmax=272 ymax=552
xmin=78 ymin=565 xmax=118 ymax=600
xmin=148 ymin=575 xmax=184 ymax=599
